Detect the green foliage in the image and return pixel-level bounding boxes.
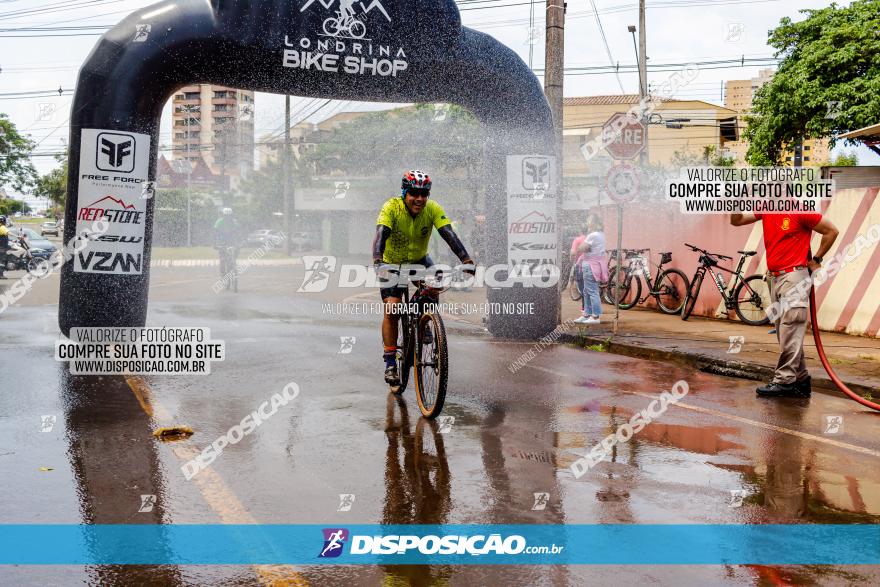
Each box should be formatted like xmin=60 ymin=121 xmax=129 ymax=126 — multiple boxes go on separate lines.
xmin=303 ymin=104 xmax=485 ymax=179
xmin=831 ymin=150 xmax=859 ymax=166
xmin=670 ymin=146 xmax=735 ymax=167
xmin=33 ymin=152 xmax=68 ymax=209
xmin=0 ymin=113 xmax=38 ymax=191
xmin=0 ymin=199 xmax=31 ymax=215
xmin=745 ymin=0 xmax=880 ymax=165
xmin=153 ymin=188 xmax=217 ymax=246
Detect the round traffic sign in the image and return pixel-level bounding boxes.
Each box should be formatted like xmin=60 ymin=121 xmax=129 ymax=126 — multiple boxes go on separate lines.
xmin=605 ymin=164 xmax=640 ymax=204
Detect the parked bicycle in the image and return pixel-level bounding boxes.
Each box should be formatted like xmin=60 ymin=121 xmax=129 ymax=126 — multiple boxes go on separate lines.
xmin=559 ymin=256 xmax=582 ymax=301
xmin=381 ymin=264 xmax=451 ymax=419
xmin=603 ymin=248 xmax=690 ymax=314
xmin=680 ymin=243 xmax=770 ymax=325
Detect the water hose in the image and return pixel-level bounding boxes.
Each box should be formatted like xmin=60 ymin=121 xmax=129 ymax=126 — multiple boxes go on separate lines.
xmin=809 ymin=286 xmax=880 ymax=411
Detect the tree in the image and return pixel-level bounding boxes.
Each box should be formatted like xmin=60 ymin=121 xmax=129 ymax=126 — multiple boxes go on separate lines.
xmin=34 ymin=152 xmax=68 ymax=211
xmin=0 ymin=113 xmax=38 ymax=191
xmin=302 ymin=104 xmax=486 ymax=211
xmin=745 ymin=0 xmax=880 ymax=165
xmin=0 ymin=199 xmax=31 ymax=216
xmin=831 ymin=151 xmax=859 ymax=167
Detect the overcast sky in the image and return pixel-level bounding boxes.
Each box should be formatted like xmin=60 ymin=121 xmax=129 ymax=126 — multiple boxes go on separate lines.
xmin=0 ymin=0 xmax=868 ymax=182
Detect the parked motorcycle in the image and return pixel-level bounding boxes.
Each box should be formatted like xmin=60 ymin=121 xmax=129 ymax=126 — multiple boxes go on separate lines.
xmin=6 ymin=235 xmax=52 ymax=276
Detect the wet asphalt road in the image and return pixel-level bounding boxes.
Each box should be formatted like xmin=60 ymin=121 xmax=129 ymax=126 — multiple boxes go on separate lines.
xmin=1 ymin=263 xmax=879 ymax=586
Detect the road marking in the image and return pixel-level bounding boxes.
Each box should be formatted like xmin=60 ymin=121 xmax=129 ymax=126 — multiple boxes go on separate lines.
xmin=124 ymin=376 xmax=309 ymax=586
xmin=524 ymin=364 xmax=880 ymax=459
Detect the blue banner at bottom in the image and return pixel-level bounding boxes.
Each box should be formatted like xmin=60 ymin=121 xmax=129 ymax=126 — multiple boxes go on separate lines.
xmin=1 ymin=524 xmax=877 ymax=565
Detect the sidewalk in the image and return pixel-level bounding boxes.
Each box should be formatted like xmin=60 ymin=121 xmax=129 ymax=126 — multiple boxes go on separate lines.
xmin=440 ymin=288 xmax=880 ymax=398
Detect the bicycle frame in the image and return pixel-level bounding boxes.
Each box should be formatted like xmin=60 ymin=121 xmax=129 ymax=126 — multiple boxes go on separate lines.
xmin=620 ymin=251 xmax=668 ymax=303
xmin=695 ymin=253 xmax=750 ymax=309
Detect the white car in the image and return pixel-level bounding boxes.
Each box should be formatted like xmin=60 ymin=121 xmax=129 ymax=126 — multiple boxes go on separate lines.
xmin=41 ymin=221 xmax=60 ymax=237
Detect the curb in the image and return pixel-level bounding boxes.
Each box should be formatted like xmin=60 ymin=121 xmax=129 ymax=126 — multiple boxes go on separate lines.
xmin=150 ymin=258 xmax=302 ymax=268
xmin=558 ymin=331 xmax=876 ymax=400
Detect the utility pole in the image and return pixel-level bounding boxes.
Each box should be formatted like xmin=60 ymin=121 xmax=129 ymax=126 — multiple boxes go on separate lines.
xmin=545 ymin=0 xmax=565 ymax=324
xmin=638 ymin=0 xmax=648 ymax=164
xmin=282 ymin=95 xmax=292 ymax=255
xmin=544 ymin=0 xmax=565 ymax=157
xmin=182 ymin=104 xmax=199 ymax=247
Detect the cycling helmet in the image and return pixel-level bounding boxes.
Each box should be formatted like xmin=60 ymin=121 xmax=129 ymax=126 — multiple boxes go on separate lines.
xmin=221 ymin=207 xmax=233 ymax=216
xmin=0 ymin=215 xmax=6 ymax=225
xmin=401 ymin=170 xmax=431 ymax=196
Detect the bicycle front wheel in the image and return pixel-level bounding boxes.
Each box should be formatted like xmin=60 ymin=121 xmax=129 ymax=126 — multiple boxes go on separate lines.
xmin=681 ymin=272 xmax=703 ymax=321
xmin=655 ymin=268 xmax=689 ymax=314
xmin=608 ymin=267 xmax=641 ymax=310
xmin=414 ymin=312 xmax=448 ymax=419
xmin=734 ymin=274 xmax=771 ymax=325
xmin=394 ymin=315 xmax=413 ymax=393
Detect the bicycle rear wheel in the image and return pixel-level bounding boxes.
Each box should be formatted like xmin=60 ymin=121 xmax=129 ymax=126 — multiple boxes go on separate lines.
xmin=734 ymin=274 xmax=771 ymax=325
xmin=414 ymin=312 xmax=448 ymax=418
xmin=655 ymin=268 xmax=689 ymax=314
xmin=568 ymin=265 xmax=582 ymax=301
xmin=681 ymin=272 xmax=703 ymax=321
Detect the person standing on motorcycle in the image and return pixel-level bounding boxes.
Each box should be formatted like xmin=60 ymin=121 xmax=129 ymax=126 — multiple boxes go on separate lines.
xmin=0 ymin=216 xmax=10 ymax=279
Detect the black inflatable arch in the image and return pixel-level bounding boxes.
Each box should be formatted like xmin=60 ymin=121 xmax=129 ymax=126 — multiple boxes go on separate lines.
xmin=60 ymin=0 xmax=559 ymax=339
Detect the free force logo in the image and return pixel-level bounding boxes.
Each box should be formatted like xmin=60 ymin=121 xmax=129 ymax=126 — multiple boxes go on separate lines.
xmin=319 ymin=528 xmax=349 ymax=558
xmin=522 ymin=157 xmax=550 ymax=191
xmin=96 ymin=132 xmax=136 ymax=173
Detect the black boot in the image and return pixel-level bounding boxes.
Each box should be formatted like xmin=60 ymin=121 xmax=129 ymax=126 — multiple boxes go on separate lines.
xmin=756 ymin=381 xmax=808 ymax=398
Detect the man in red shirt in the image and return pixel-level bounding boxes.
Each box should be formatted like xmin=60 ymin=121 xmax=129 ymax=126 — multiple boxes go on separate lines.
xmin=730 ymin=211 xmax=838 ymax=397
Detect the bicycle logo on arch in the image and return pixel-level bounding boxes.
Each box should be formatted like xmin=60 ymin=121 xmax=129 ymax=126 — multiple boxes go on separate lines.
xmin=301 ymin=0 xmax=393 ymax=40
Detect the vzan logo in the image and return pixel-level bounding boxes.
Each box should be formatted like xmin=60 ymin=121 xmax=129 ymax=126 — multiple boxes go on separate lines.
xmin=96 ymin=132 xmax=136 ymax=173
xmin=284 ymin=0 xmax=407 ymax=77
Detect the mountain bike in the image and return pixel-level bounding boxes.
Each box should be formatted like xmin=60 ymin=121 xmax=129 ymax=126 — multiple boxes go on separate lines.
xmin=680 ymin=243 xmax=770 ymax=325
xmin=381 ymin=264 xmax=452 ymax=419
xmin=559 ymin=256 xmax=582 ymax=301
xmin=604 ymin=249 xmax=690 ymax=314
xmin=218 ymin=245 xmax=238 ymax=292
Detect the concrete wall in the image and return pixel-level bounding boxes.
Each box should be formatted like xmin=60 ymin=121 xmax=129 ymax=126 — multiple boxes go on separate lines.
xmin=594 ymin=187 xmax=880 ymax=337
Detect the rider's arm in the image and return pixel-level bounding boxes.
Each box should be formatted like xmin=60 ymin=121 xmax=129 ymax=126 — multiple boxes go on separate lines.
xmin=372 ymin=225 xmax=391 ymax=265
xmin=437 ymin=225 xmax=472 ymax=264
xmin=730 ymin=212 xmax=758 ymax=226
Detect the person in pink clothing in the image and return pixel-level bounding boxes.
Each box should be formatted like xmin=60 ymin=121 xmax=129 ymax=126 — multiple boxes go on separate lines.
xmin=571 ymin=214 xmax=607 ymax=324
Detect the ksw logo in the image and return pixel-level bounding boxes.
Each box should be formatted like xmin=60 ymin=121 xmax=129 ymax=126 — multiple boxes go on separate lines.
xmin=96 ymin=132 xmax=136 ymax=173
xmin=510 ymin=242 xmax=556 ymax=251
xmin=522 ymin=157 xmax=550 ymax=191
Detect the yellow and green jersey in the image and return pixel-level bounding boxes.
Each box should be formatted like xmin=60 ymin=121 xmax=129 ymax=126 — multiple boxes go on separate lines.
xmin=376 ymin=197 xmax=452 ymax=264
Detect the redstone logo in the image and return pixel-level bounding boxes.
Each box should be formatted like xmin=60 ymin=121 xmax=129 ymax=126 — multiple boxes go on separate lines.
xmin=508 ymin=211 xmax=555 ymax=234
xmin=77 ymin=195 xmax=143 ymax=225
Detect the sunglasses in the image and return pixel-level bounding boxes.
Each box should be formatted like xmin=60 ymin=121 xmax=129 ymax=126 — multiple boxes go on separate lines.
xmin=407 ymin=189 xmax=431 ymax=199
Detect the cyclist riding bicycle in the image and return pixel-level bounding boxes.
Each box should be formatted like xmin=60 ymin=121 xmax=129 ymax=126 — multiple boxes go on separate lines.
xmin=213 ymin=207 xmax=241 ymax=261
xmin=373 ymin=170 xmax=475 ymax=386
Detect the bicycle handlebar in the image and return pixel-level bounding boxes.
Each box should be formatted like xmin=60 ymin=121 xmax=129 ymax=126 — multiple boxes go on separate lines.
xmin=684 ymin=243 xmax=732 ymax=261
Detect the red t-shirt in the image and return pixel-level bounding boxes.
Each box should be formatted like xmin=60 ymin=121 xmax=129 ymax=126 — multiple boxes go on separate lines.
xmin=755 ymin=212 xmax=821 ymax=271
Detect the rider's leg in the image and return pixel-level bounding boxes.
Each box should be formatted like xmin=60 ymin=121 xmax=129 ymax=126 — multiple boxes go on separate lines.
xmin=381 ymin=294 xmax=401 ymax=363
